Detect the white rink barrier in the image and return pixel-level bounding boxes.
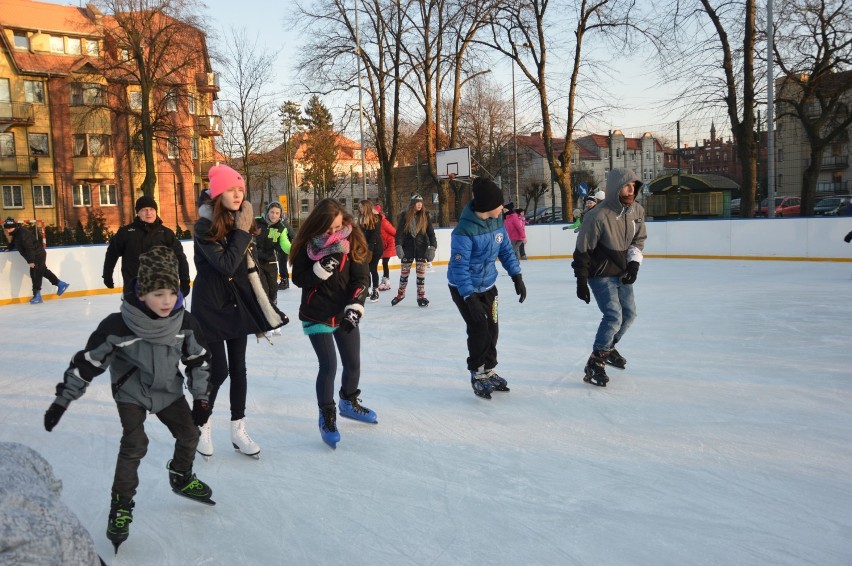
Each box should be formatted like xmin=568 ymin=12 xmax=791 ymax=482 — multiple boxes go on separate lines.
xmin=2 ymin=217 xmax=851 ymax=304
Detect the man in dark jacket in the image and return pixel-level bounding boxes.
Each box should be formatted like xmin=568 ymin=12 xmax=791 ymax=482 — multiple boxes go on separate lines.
xmin=103 ymin=195 xmax=191 ymax=296
xmin=572 ymin=168 xmax=647 ymax=387
xmin=2 ymin=217 xmax=68 ymax=304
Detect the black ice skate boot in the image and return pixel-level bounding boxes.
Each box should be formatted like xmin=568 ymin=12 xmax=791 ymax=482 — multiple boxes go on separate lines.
xmin=470 ymin=367 xmax=494 ymax=399
xmin=605 ymin=344 xmax=627 ymax=369
xmin=106 ymin=493 xmax=135 ymax=553
xmin=485 ymin=368 xmax=510 ymax=392
xmin=168 ymin=460 xmax=215 ymax=505
xmin=583 ymin=351 xmax=610 ymax=387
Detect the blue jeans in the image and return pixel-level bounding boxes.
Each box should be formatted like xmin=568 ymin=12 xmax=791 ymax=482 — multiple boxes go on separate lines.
xmin=588 ymin=276 xmax=637 ymax=352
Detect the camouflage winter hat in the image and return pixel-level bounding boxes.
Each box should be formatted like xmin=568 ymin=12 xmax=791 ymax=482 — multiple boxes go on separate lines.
xmin=137 ymin=246 xmax=180 ymax=295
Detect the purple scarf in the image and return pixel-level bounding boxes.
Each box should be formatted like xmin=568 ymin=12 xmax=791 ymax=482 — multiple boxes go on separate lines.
xmin=307 ymin=225 xmax=352 ymax=260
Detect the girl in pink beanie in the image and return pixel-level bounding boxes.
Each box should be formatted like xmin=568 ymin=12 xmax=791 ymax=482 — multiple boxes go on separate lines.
xmin=207 ymin=164 xmax=245 ymax=199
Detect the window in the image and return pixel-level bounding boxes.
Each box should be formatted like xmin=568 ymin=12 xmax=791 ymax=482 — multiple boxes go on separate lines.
xmin=99 ymin=184 xmax=117 ymax=206
xmin=645 ymin=150 xmax=650 ymax=159
xmin=3 ymin=185 xmax=23 ymax=208
xmin=339 ymin=197 xmax=347 ymax=209
xmin=66 ymin=37 xmax=82 ymax=55
xmin=0 ymin=78 xmax=9 ymax=102
xmin=85 ymin=39 xmax=99 ymax=56
xmin=13 ymin=31 xmax=29 ymax=50
xmin=24 ymin=80 xmax=45 ymax=103
xmin=190 ymin=137 xmax=198 ymax=160
xmin=0 ymin=133 xmax=15 ymax=157
xmin=301 ymin=199 xmax=309 ymax=213
xmin=119 ymin=49 xmax=130 ymax=62
xmin=71 ymin=83 xmax=103 ymax=106
xmin=50 ymin=35 xmax=64 ymax=52
xmin=778 ymin=149 xmax=784 ymax=162
xmin=72 ymin=134 xmax=87 ymax=157
xmin=28 ymin=133 xmax=49 ymax=156
xmin=167 ymin=135 xmax=179 ymax=159
xmin=72 ymin=184 xmax=92 ymax=207
xmin=129 ymin=90 xmax=142 ymax=110
xmin=33 ymin=185 xmax=53 ymax=207
xmin=165 ymin=92 xmax=177 ymax=112
xmin=616 ymin=148 xmax=621 ymax=157
xmin=187 ymin=95 xmax=196 ymax=114
xmin=88 ymin=134 xmax=111 ymax=156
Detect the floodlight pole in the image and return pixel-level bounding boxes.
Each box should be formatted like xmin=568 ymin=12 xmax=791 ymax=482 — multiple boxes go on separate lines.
xmin=512 ymin=59 xmax=520 ymax=206
xmin=354 ymin=0 xmax=368 ymax=199
xmin=766 ymin=0 xmax=776 ymax=218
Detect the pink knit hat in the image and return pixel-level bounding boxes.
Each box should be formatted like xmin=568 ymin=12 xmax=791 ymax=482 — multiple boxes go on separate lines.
xmin=208 ymin=164 xmax=245 ymax=199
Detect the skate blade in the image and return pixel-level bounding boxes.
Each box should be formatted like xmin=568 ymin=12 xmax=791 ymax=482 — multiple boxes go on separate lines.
xmin=172 ymin=489 xmax=216 ymax=505
xmin=197 ymin=450 xmax=212 ymax=461
xmin=583 ymin=376 xmax=607 ymax=387
xmin=232 ymin=444 xmax=261 ymax=458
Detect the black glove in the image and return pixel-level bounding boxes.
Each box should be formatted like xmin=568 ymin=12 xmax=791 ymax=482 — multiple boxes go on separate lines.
xmin=426 ymin=246 xmax=436 ymax=262
xmin=192 ymin=399 xmax=212 ymax=426
xmin=103 ymin=276 xmax=114 ymax=289
xmin=466 ymin=294 xmax=489 ymax=321
xmin=845 ymin=231 xmax=852 ymax=243
xmin=511 ymin=274 xmax=526 ymax=303
xmin=44 ymin=403 xmax=66 ymax=432
xmin=339 ymin=306 xmax=362 ymax=333
xmin=395 ymin=245 xmax=405 ymax=261
xmin=313 ymin=255 xmax=340 ymax=280
xmin=180 ymin=281 xmax=191 ymax=298
xmin=576 ymin=277 xmax=590 ymax=304
xmin=621 ymin=261 xmax=640 ymax=285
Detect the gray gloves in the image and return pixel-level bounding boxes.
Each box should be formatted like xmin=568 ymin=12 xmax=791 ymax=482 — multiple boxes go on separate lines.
xmin=234 ymin=201 xmax=254 ymax=232
xmin=426 ymin=246 xmax=436 ymax=262
xmin=396 ymin=245 xmax=405 ymax=261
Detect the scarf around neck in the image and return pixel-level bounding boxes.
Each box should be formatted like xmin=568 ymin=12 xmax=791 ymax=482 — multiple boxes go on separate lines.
xmin=121 ymin=297 xmax=184 ymax=345
xmin=307 ymin=224 xmax=352 ymax=260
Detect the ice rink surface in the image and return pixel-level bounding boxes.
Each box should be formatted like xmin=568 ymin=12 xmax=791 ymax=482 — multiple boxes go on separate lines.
xmin=1 ymin=257 xmax=850 ymax=565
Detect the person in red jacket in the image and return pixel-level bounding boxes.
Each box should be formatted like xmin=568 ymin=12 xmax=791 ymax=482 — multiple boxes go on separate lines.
xmin=375 ymin=204 xmax=396 ymax=291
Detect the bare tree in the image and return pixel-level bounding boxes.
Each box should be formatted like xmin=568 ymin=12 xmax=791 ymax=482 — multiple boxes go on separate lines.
xmin=773 ymin=0 xmax=852 ymax=214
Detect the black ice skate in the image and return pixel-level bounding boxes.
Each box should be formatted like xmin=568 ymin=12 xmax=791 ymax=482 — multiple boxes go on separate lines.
xmin=417 ymin=297 xmax=429 ymax=307
xmin=583 ymin=352 xmax=610 ymax=387
xmin=391 ymin=294 xmax=405 ymax=306
xmin=485 ymin=369 xmax=510 ymax=392
xmin=106 ymin=493 xmax=135 ymax=554
xmin=168 ymin=460 xmax=215 ymax=505
xmin=470 ymin=368 xmax=493 ymax=399
xmin=605 ymin=348 xmax=627 ymax=369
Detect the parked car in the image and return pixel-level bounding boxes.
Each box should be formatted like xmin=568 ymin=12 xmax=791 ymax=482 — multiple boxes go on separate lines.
xmin=813 ymin=195 xmax=852 ymax=216
xmin=730 ymin=198 xmax=741 ymax=216
xmin=754 ymin=196 xmax=801 ymax=217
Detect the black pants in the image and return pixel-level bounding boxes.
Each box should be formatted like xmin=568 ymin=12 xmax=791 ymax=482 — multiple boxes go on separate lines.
xmin=112 ymin=397 xmax=199 ymax=499
xmin=30 ymin=255 xmax=59 ymax=293
xmin=308 ymin=328 xmax=361 ymax=406
xmin=258 ymin=260 xmax=278 ymax=305
xmin=276 ymin=248 xmax=289 ymax=280
xmin=369 ymin=254 xmax=380 ymax=288
xmin=207 ymin=336 xmax=248 ymax=421
xmin=449 ymin=285 xmax=500 ymax=372
xmin=381 ymin=258 xmax=390 ymax=279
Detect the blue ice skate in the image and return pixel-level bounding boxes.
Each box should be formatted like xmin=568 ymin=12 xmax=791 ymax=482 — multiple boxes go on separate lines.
xmin=339 ymin=389 xmax=378 ymax=424
xmin=319 ymin=404 xmax=340 ymax=449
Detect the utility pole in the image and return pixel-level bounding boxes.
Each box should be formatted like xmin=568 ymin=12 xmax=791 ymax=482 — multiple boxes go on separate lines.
xmin=676 ymin=121 xmax=682 ymax=220
xmin=512 ymin=60 xmax=520 ymax=207
xmin=766 ymin=0 xmax=776 ymax=218
xmin=354 ymin=0 xmax=368 ymax=200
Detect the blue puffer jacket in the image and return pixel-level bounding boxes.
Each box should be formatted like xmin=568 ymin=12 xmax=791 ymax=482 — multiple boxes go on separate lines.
xmin=448 ymin=202 xmax=521 ymax=299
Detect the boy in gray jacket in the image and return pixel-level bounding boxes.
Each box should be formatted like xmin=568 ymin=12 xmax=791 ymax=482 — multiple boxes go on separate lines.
xmin=43 ymin=247 xmax=214 ymax=552
xmin=572 ymin=168 xmax=647 ymax=387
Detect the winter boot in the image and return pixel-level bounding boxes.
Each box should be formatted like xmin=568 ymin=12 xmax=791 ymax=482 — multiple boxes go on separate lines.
xmin=319 ymin=403 xmax=340 ymax=448
xmin=606 ymin=347 xmax=627 ymax=370
xmin=230 ymin=418 xmax=260 ymax=457
xmin=417 ymin=297 xmax=430 ymax=307
xmin=370 ymin=288 xmax=380 ymax=302
xmin=470 ymin=367 xmax=493 ymax=400
xmin=378 ymin=277 xmax=391 ymax=291
xmin=56 ymin=281 xmax=70 ymax=296
xmin=391 ymin=293 xmax=405 ymax=306
xmin=29 ymin=291 xmax=43 ymax=304
xmin=278 ymin=278 xmax=289 ymax=290
xmin=485 ymin=368 xmax=510 ymax=392
xmin=583 ymin=351 xmax=610 ymax=387
xmin=167 ymin=460 xmax=214 ymax=504
xmin=106 ymin=493 xmax=135 ymax=552
xmin=338 ymin=389 xmax=378 ymax=424
xmin=197 ymin=421 xmax=213 ymax=459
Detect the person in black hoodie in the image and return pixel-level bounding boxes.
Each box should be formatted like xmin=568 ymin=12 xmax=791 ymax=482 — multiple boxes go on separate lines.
xmin=2 ymin=217 xmax=68 ymax=304
xmin=358 ymin=198 xmax=384 ymax=302
xmin=290 ymin=198 xmax=375 ymax=449
xmin=102 ymin=195 xmax=190 ymax=296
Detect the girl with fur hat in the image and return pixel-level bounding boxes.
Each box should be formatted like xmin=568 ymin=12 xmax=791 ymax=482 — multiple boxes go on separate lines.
xmin=358 ymin=199 xmax=384 ymax=302
xmin=391 ymin=193 xmax=437 ymax=307
xmin=191 ymin=164 xmax=288 ymax=460
xmin=254 ymin=201 xmax=292 ymax=333
xmin=289 ymin=198 xmax=375 ymax=449
xmin=43 ymin=246 xmax=215 ymax=551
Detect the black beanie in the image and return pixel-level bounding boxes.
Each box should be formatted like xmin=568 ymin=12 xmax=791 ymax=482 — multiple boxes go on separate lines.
xmin=137 ymin=246 xmax=179 ymax=295
xmin=471 ymin=177 xmax=504 ymax=213
xmin=135 ymin=195 xmax=158 ymax=213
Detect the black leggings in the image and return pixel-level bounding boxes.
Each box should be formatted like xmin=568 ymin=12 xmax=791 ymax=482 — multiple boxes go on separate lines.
xmin=207 ymin=336 xmax=248 ymax=421
xmin=369 ymin=255 xmax=380 ymax=288
xmin=382 ymin=258 xmax=390 ymax=279
xmin=308 ymin=328 xmax=361 ymax=406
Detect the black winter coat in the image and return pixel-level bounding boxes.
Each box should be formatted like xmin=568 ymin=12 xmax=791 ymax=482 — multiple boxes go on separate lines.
xmin=360 ymin=220 xmax=383 ymax=261
xmin=191 ymin=211 xmax=285 ymax=342
xmin=394 ymin=212 xmax=437 ymax=260
xmin=291 ymin=247 xmax=370 ymax=328
xmin=7 ymin=226 xmax=45 ymax=263
xmin=103 ymin=218 xmax=189 ymax=287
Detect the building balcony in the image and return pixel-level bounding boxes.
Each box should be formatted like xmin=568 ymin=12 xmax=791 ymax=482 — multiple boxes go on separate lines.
xmin=72 ymin=156 xmax=115 ymax=180
xmin=195 ymin=72 xmax=220 ymax=93
xmin=0 ymin=156 xmax=38 ymax=177
xmin=0 ymin=102 xmax=35 ymax=126
xmin=819 ymin=155 xmax=848 ymax=170
xmin=816 ymin=181 xmax=850 ymax=193
xmin=195 ymin=115 xmax=223 ymax=137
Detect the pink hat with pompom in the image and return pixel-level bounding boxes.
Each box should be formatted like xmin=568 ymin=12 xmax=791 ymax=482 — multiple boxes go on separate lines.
xmin=208 ymin=164 xmax=245 ymax=199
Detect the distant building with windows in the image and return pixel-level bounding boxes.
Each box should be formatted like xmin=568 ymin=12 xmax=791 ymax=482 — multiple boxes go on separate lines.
xmin=0 ymin=0 xmax=220 ymax=232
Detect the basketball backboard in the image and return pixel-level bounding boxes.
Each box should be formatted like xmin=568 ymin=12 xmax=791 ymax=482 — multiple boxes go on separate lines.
xmin=436 ymin=146 xmax=471 ymax=180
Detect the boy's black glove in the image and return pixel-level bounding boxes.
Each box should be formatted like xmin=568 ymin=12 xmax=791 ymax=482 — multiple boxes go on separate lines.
xmin=313 ymin=255 xmax=339 ymax=280
xmin=181 ymin=281 xmax=191 ymax=298
xmin=192 ymin=400 xmax=212 ymax=426
xmin=621 ymin=261 xmax=640 ymax=285
xmin=339 ymin=305 xmax=363 ymax=333
xmin=844 ymin=231 xmax=852 ymax=243
xmin=511 ymin=274 xmax=526 ymax=303
xmin=466 ymin=294 xmax=489 ymax=321
xmin=576 ymin=277 xmax=590 ymax=304
xmin=44 ymin=403 xmax=66 ymax=432
xmin=103 ymin=276 xmax=114 ymax=289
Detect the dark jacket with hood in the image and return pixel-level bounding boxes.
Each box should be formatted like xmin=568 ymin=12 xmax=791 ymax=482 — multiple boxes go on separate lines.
xmin=103 ymin=217 xmax=189 ymax=288
xmin=395 ymin=210 xmax=437 ymax=259
xmin=191 ymin=203 xmax=286 ymax=342
xmin=572 ymin=168 xmax=647 ymax=280
xmin=6 ymin=224 xmax=46 ymax=264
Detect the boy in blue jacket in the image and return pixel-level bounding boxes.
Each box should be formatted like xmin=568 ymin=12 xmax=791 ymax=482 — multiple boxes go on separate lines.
xmin=447 ymin=178 xmax=527 ymax=399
